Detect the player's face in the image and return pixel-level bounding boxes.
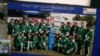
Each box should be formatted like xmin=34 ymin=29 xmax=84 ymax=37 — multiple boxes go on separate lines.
xmin=19 ymin=19 xmax=23 ymax=24
xmin=67 ymin=23 xmax=70 ymax=26
xmin=43 ymin=34 xmax=46 ymax=37
xmin=61 ymin=23 xmax=64 ymax=27
xmin=32 ymin=33 xmax=34 ymax=36
xmin=56 ymin=35 xmax=58 ymax=38
xmin=21 ymin=33 xmax=24 ymax=37
xmin=15 ymin=20 xmax=19 ymax=24
xmin=74 ymin=22 xmax=77 ymax=26
xmin=81 ymin=22 xmax=84 ymax=28
xmin=10 ymin=19 xmax=14 ymax=24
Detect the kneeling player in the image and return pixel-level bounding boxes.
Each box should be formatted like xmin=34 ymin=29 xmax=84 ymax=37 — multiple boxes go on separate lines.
xmin=65 ymin=35 xmax=77 ymax=55
xmin=56 ymin=34 xmax=63 ymax=52
xmin=42 ymin=33 xmax=48 ymax=50
xmin=32 ymin=32 xmax=38 ymax=50
xmin=26 ymin=32 xmax=33 ymax=51
xmin=17 ymin=32 xmax=26 ymax=51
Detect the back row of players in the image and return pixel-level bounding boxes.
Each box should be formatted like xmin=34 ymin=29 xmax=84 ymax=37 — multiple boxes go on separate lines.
xmin=7 ymin=18 xmax=92 ymax=56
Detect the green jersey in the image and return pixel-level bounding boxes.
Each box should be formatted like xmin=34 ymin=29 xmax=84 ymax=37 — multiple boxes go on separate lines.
xmin=59 ymin=26 xmax=66 ymax=35
xmin=66 ymin=39 xmax=76 ymax=54
xmin=27 ymin=35 xmax=32 ymax=41
xmin=31 ymin=25 xmax=38 ymax=34
xmin=57 ymin=37 xmax=63 ymax=47
xmin=20 ymin=24 xmax=31 ymax=33
xmin=62 ymin=37 xmax=69 ymax=47
xmin=17 ymin=36 xmax=26 ymax=45
xmin=85 ymin=29 xmax=92 ymax=43
xmin=38 ymin=25 xmax=47 ymax=34
xmin=78 ymin=27 xmax=85 ymax=44
xmin=33 ymin=36 xmax=38 ymax=44
xmin=65 ymin=26 xmax=71 ymax=36
xmin=13 ymin=24 xmax=20 ymax=35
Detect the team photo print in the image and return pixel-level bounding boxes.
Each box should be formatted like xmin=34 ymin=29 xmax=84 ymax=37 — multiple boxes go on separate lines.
xmin=7 ymin=9 xmax=96 ymax=56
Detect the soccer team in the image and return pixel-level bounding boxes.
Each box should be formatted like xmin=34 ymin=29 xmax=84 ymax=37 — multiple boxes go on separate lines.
xmin=7 ymin=18 xmax=92 ymax=56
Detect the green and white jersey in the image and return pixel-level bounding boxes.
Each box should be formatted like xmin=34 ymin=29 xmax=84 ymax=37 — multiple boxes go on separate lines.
xmin=32 ymin=36 xmax=38 ymax=44
xmin=31 ymin=25 xmax=38 ymax=34
xmin=39 ymin=25 xmax=47 ymax=33
xmin=17 ymin=36 xmax=26 ymax=44
xmin=85 ymin=29 xmax=92 ymax=42
xmin=59 ymin=26 xmax=65 ymax=34
xmin=62 ymin=37 xmax=69 ymax=47
xmin=77 ymin=27 xmax=86 ymax=42
xmin=20 ymin=24 xmax=31 ymax=33
xmin=65 ymin=26 xmax=71 ymax=36
xmin=43 ymin=37 xmax=48 ymax=46
xmin=13 ymin=24 xmax=20 ymax=35
xmin=57 ymin=37 xmax=63 ymax=47
xmin=27 ymin=35 xmax=32 ymax=41
xmin=66 ymin=39 xmax=76 ymax=54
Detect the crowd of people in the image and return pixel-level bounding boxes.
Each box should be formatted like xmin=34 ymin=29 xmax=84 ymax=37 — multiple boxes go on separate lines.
xmin=7 ymin=18 xmax=92 ymax=56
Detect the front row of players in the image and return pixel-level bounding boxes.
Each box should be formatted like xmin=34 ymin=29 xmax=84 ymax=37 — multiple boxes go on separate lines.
xmin=14 ymin=32 xmax=77 ymax=54
xmin=13 ymin=22 xmax=92 ymax=56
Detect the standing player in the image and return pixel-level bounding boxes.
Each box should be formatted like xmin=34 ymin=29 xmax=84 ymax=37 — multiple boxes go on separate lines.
xmin=65 ymin=22 xmax=71 ymax=38
xmin=30 ymin=22 xmax=38 ymax=35
xmin=38 ymin=22 xmax=47 ymax=35
xmin=77 ymin=22 xmax=86 ymax=54
xmin=19 ymin=19 xmax=30 ymax=34
xmin=70 ymin=22 xmax=79 ymax=41
xmin=13 ymin=19 xmax=20 ymax=37
xmin=59 ymin=22 xmax=66 ymax=35
xmin=84 ymin=24 xmax=92 ymax=56
xmin=70 ymin=22 xmax=79 ymax=54
xmin=7 ymin=19 xmax=15 ymax=35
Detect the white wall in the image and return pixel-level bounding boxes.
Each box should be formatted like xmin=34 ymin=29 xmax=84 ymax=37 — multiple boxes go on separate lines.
xmin=7 ymin=17 xmax=22 ymax=23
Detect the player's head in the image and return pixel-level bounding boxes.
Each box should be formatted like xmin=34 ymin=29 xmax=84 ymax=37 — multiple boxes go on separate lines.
xmin=43 ymin=33 xmax=46 ymax=37
xmin=61 ymin=22 xmax=65 ymax=27
xmin=19 ymin=19 xmax=23 ymax=24
xmin=86 ymin=23 xmax=90 ymax=29
xmin=56 ymin=34 xmax=59 ymax=38
xmin=67 ymin=22 xmax=70 ymax=26
xmin=81 ymin=21 xmax=84 ymax=28
xmin=73 ymin=22 xmax=78 ymax=26
xmin=62 ymin=34 xmax=65 ymax=38
xmin=10 ymin=19 xmax=14 ymax=24
xmin=20 ymin=32 xmax=25 ymax=37
xmin=15 ymin=19 xmax=19 ymax=24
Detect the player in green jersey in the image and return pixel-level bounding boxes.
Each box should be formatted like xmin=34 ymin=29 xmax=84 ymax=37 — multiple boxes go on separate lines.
xmin=84 ymin=24 xmax=92 ymax=56
xmin=77 ymin=22 xmax=86 ymax=54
